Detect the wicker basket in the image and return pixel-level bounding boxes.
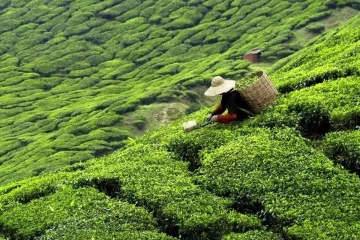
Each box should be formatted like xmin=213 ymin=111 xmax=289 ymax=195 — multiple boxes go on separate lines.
xmin=238 ymin=71 xmax=278 ymax=114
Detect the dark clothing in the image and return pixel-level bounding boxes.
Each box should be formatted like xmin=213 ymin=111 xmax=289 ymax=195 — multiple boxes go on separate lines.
xmin=212 ymin=90 xmax=253 ymax=123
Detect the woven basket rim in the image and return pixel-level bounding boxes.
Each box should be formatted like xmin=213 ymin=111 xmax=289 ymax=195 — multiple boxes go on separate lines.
xmin=238 ymin=71 xmax=268 ymax=92
xmin=237 ymin=71 xmax=278 ymax=113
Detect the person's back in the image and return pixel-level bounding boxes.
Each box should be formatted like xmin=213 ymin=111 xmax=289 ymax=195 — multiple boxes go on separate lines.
xmin=227 ymin=90 xmax=253 ymax=121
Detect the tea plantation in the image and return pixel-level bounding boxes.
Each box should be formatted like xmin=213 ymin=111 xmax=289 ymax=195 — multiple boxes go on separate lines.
xmin=0 ymin=0 xmax=360 ymax=239
xmin=0 ymin=0 xmax=359 ymax=185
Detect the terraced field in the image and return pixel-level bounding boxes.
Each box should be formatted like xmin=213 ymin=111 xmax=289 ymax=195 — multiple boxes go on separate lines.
xmin=0 ymin=10 xmax=359 ymax=239
xmin=0 ymin=0 xmax=359 ymax=185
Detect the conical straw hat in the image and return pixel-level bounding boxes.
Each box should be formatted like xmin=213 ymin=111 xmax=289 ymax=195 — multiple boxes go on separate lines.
xmin=204 ymin=76 xmax=236 ymax=96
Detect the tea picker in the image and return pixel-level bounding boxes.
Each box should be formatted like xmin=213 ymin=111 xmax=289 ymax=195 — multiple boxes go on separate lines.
xmin=183 ymin=71 xmax=278 ymax=131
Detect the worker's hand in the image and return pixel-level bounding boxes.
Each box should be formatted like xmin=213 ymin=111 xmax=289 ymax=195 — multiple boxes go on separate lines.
xmin=209 ymin=115 xmax=218 ymax=123
xmin=205 ymin=113 xmax=212 ymax=123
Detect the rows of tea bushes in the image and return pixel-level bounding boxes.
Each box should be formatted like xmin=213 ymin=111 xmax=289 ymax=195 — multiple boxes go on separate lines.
xmin=140 ymin=106 xmax=360 ymax=238
xmin=131 ymin=14 xmax=360 ymax=237
xmin=10 ymin=117 xmax=359 ymax=239
xmin=0 ymin=67 xmax=359 ymax=238
xmin=193 ymin=128 xmax=360 ymax=239
xmin=270 ymin=13 xmax=360 ymax=93
xmin=0 ymin=1 xmax=359 ymax=239
xmin=0 ymin=0 xmax=358 ymax=185
xmin=137 ymin=103 xmax=360 ymax=239
xmin=252 ymin=76 xmax=360 ymax=138
xmin=0 ymin=187 xmax=175 ymax=240
xmin=78 ymin=144 xmax=265 ymax=239
xmin=0 ymin=140 xmax=265 ymax=239
xmin=258 ymin=12 xmax=359 ymax=133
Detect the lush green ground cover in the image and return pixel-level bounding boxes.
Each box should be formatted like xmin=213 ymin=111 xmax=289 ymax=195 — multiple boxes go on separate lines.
xmin=270 ymin=14 xmax=360 ymax=92
xmin=0 ymin=187 xmax=175 ymax=240
xmin=255 ymin=15 xmax=360 ymax=138
xmin=1 ymin=114 xmax=359 ymax=239
xmin=195 ymin=128 xmax=360 ymax=238
xmin=0 ymin=0 xmax=358 ymax=184
xmin=0 ymin=1 xmax=359 ymax=239
xmin=253 ymin=76 xmax=359 ymax=138
xmin=323 ymin=130 xmax=360 ymax=175
xmin=0 ymin=142 xmax=263 ymax=239
xmin=223 ymin=231 xmax=282 ymax=240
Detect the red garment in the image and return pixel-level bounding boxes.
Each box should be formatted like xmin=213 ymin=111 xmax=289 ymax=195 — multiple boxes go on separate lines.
xmin=212 ymin=104 xmax=238 ymax=123
xmin=217 ymin=113 xmax=237 ymax=123
xmin=210 ymin=90 xmax=253 ymax=123
xmin=212 ymin=104 xmax=225 ymax=115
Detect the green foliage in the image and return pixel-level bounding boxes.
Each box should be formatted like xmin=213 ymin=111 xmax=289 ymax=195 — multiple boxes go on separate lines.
xmin=252 ymin=76 xmax=360 ymax=138
xmin=63 ymin=23 xmax=90 ymax=36
xmin=309 ymin=11 xmax=332 ymax=22
xmin=41 ymin=230 xmax=175 ymax=240
xmin=0 ymin=2 xmax=359 ymax=239
xmin=236 ymin=75 xmax=260 ymax=89
xmin=133 ymin=118 xmax=147 ymax=130
xmin=195 ymin=128 xmax=360 ymax=239
xmin=322 ymin=130 xmax=360 ymax=174
xmin=67 ymin=11 xmax=93 ymax=25
xmin=306 ymin=23 xmax=326 ymax=33
xmin=155 ymin=125 xmax=238 ymax=170
xmin=0 ymin=19 xmax=20 ymax=33
xmin=185 ymin=103 xmax=201 ymax=115
xmin=0 ymin=139 xmax=263 ymax=239
xmin=271 ymin=16 xmax=360 ymax=92
xmin=223 ymin=230 xmax=282 ymax=240
xmin=75 ymin=144 xmax=261 ymax=239
xmin=1 ymin=0 xmax=357 ymax=185
xmin=0 ymin=187 xmax=169 ymax=239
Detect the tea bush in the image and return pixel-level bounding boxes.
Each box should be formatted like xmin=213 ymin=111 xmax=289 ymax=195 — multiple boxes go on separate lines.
xmin=322 ymin=130 xmax=360 ymax=174
xmin=195 ymin=128 xmax=360 ymax=239
xmin=39 ymin=230 xmax=175 ymax=240
xmin=76 ymin=144 xmax=262 ymax=238
xmin=252 ymin=76 xmax=360 ymax=137
xmin=0 ymin=187 xmax=170 ymax=239
xmin=222 ymin=230 xmax=282 ymax=240
xmin=306 ymin=23 xmax=325 ymax=33
xmin=0 ymin=172 xmax=79 ymax=209
xmin=270 ymin=15 xmax=360 ymax=92
xmin=0 ymin=140 xmax=265 ymax=239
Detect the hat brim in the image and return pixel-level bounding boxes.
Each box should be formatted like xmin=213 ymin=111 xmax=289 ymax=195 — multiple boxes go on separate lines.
xmin=204 ymin=80 xmax=236 ymax=96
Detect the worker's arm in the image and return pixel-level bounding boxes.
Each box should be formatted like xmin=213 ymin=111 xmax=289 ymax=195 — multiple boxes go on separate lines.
xmin=212 ymin=104 xmax=226 ymax=115
xmin=216 ymin=113 xmax=237 ymax=123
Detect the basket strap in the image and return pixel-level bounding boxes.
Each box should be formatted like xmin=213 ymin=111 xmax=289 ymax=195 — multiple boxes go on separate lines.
xmin=229 ymin=89 xmax=256 ymax=117
xmin=236 ymin=106 xmax=255 ymax=117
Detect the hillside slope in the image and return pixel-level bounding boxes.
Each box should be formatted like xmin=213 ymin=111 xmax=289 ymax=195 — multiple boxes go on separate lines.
xmin=0 ymin=0 xmax=359 ymax=185
xmin=0 ymin=14 xmax=359 ymax=240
